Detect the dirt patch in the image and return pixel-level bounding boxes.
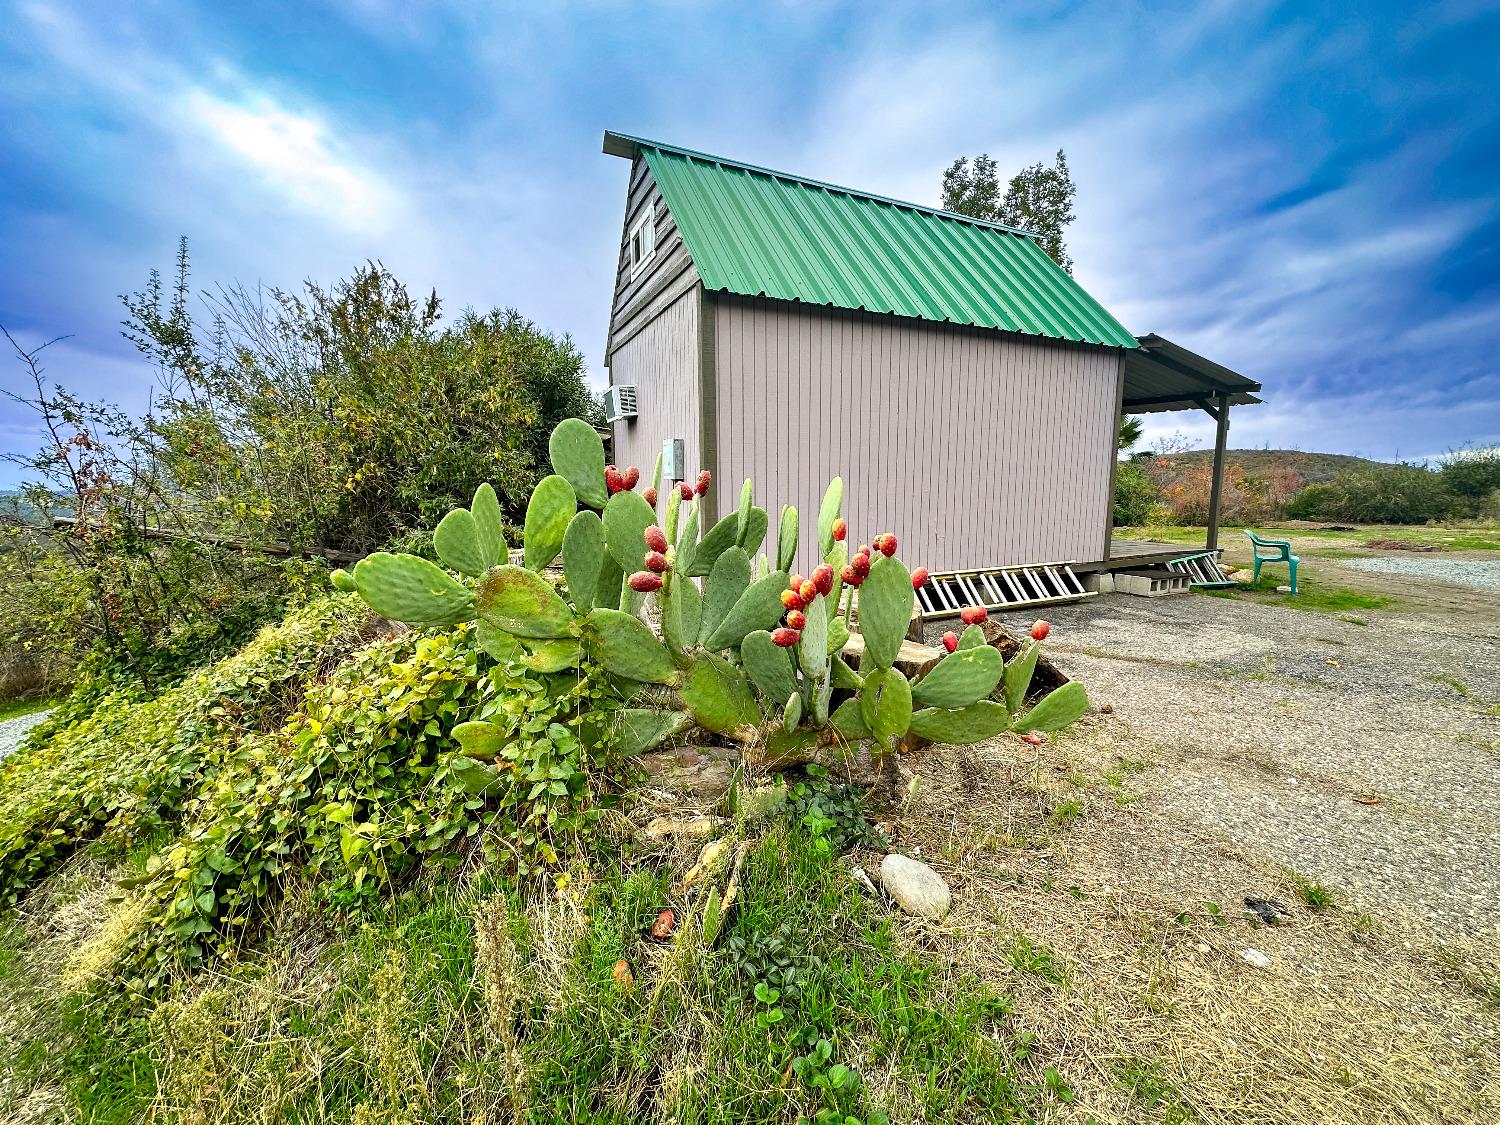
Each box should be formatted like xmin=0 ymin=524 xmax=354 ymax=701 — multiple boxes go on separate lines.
xmin=1363 ymin=537 xmax=1439 ymax=551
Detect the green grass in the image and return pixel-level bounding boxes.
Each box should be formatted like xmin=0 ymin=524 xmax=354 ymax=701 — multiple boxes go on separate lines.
xmin=0 ymin=814 xmax=1061 ymax=1124
xmin=1204 ymin=574 xmax=1391 ymax=616
xmin=1116 ymin=1056 xmax=1199 ymax=1123
xmin=1117 ymin=523 xmax=1500 ymax=551
xmin=1289 ymin=871 xmax=1334 ymax=910
xmin=1425 ymin=673 xmax=1470 ymax=697
xmin=0 ymin=695 xmax=59 ymax=722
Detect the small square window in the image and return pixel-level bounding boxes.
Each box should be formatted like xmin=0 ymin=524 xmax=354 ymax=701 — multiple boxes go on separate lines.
xmin=628 ymin=204 xmax=656 ymax=277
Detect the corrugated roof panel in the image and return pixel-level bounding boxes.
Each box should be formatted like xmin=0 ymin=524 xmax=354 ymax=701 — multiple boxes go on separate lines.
xmin=636 ymin=141 xmax=1138 ymax=349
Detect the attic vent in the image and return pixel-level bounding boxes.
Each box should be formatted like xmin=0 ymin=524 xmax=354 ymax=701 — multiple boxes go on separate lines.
xmin=604 ymin=384 xmax=637 ymax=422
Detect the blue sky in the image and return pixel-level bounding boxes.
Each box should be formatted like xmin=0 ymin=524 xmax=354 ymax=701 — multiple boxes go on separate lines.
xmin=2 ymin=0 xmax=1497 ymax=486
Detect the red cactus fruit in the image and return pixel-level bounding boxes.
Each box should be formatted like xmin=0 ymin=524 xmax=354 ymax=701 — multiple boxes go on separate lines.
xmin=840 ymin=564 xmax=863 ymax=587
xmin=786 ymin=609 xmax=807 ymax=630
xmin=644 ymin=525 xmax=669 ymax=554
xmin=856 ymin=544 xmax=871 ymax=559
xmin=678 ymin=481 xmax=694 ymax=500
xmin=876 ymin=533 xmax=898 ymax=557
xmin=644 ymin=551 xmax=669 ymax=573
xmin=605 ymin=465 xmax=625 ymax=494
xmin=799 ymin=579 xmax=817 ymax=602
xmin=960 ymin=605 xmax=988 ymax=626
xmin=1030 ymin=619 xmax=1051 ymax=641
xmin=780 ymin=588 xmax=804 ymax=611
xmin=789 ymin=573 xmax=805 ymax=591
xmin=651 ymin=909 xmax=675 ymax=939
xmin=622 ymin=466 xmax=640 ymax=490
xmin=643 ymin=486 xmax=658 ymax=507
xmin=628 ymin=571 xmax=663 ymax=593
xmin=812 ymin=563 xmax=835 ymax=596
xmin=695 ymin=469 xmax=711 ymax=497
xmin=832 ymin=517 xmax=847 ymax=542
xmin=851 ymin=553 xmax=871 ymax=579
xmin=911 ymin=566 xmax=929 ymax=590
xmin=942 ymin=631 xmax=959 ymax=653
xmin=772 ymin=627 xmax=801 ymax=648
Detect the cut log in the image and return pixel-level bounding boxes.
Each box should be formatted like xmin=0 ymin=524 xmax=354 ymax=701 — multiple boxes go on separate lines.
xmin=839 ymin=633 xmax=942 ymax=679
xmin=981 ymin=620 xmax=1070 ymax=700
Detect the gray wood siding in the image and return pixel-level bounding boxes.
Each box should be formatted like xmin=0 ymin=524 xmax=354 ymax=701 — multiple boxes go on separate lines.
xmin=607 ymin=287 xmax=702 ymax=494
xmin=711 ymin=296 xmax=1121 ymax=573
xmin=607 ymin=157 xmax=700 ymax=360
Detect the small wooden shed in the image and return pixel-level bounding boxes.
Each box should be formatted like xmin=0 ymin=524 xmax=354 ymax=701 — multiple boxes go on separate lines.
xmin=601 ymin=131 xmax=1259 ymax=580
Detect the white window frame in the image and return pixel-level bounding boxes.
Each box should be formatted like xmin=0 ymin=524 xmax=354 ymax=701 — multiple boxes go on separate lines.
xmin=628 ymin=203 xmax=656 ymax=278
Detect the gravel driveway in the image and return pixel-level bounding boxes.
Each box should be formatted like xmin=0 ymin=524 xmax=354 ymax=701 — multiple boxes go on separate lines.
xmin=976 ymin=575 xmax=1500 ymax=937
xmin=1340 ymin=555 xmax=1500 ymax=592
xmin=0 ymin=710 xmax=51 ymax=762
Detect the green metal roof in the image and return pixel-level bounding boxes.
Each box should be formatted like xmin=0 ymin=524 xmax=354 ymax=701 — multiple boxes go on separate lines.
xmin=604 ymin=131 xmax=1138 ymax=350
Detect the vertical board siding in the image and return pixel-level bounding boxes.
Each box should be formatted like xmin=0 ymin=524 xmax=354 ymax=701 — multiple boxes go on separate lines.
xmin=608 ymin=288 xmax=701 ymax=488
xmin=711 ymin=296 xmax=1119 ymax=573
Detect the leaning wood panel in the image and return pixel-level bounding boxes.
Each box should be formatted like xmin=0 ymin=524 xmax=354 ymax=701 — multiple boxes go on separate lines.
xmin=711 ymin=296 xmax=1121 ymax=573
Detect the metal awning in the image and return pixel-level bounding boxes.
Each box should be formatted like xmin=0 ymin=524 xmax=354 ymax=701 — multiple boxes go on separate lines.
xmin=1123 ymin=333 xmax=1262 ymax=414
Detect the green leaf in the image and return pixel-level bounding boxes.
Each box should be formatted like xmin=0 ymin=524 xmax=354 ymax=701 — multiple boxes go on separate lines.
xmin=908 ymin=701 xmax=1010 ymax=745
xmin=1003 ymin=640 xmax=1040 ymax=715
xmin=859 ymin=667 xmax=912 ymax=744
xmin=549 ymin=418 xmax=607 ymax=509
xmin=817 ymin=477 xmax=844 ymax=556
xmin=857 ymin=555 xmax=913 ymax=670
xmin=742 ymin=629 xmax=798 ymax=706
xmin=911 ymin=646 xmax=1003 ymax=709
xmin=798 ymin=592 xmax=829 ymax=679
xmin=777 ymin=505 xmax=799 ymax=572
xmin=475 ymin=565 xmax=574 ymax=638
xmin=704 ymin=569 xmax=791 ymax=651
xmin=684 ymin=512 xmax=740 ymax=577
xmin=1017 ymin=681 xmax=1089 ymax=733
xmin=523 ymin=474 xmax=577 ymax=571
xmin=453 ymin=720 xmax=505 ymax=759
xmin=562 ymin=510 xmax=606 ymax=612
xmin=585 ymin=608 xmax=677 ymax=684
xmin=352 ymin=552 xmax=475 ymax=627
xmin=699 ymin=547 xmax=751 ymax=646
xmin=471 ymin=482 xmax=505 ymax=567
xmin=680 ymin=652 xmax=760 ymax=734
xmin=602 ymin=489 xmax=657 ymax=574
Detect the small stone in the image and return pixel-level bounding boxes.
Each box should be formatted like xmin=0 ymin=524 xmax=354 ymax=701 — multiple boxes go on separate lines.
xmin=1276 ymin=585 xmax=1293 ymax=593
xmin=880 ymin=853 xmax=951 ymax=919
xmin=1240 ymin=948 xmax=1271 ymax=969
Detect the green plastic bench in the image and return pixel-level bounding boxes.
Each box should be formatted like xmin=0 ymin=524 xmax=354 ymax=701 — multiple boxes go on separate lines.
xmin=1243 ymin=530 xmax=1298 ymax=595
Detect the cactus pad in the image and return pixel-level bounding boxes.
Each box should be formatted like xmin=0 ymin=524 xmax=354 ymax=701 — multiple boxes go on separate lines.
xmin=797 ymin=592 xmax=829 ymax=679
xmin=699 ymin=547 xmax=752 ymax=645
xmin=329 ymin=568 xmax=356 ymax=592
xmin=523 ymin=474 xmax=577 ymax=570
xmin=453 ymin=719 xmax=506 ymax=760
xmin=433 ymin=508 xmax=489 ymax=577
xmin=817 ymin=477 xmax=844 ymax=556
xmin=908 ymin=701 xmax=1009 ymax=745
xmin=610 ymin=707 xmax=689 ymax=755
xmin=561 ymin=510 xmax=606 ymax=611
xmin=680 ymin=652 xmax=760 ymax=735
xmin=856 ymin=555 xmax=913 ymax=670
xmin=859 ymin=666 xmax=912 ymax=744
xmin=830 ymin=697 xmax=870 ymax=740
xmin=777 ymin=505 xmax=798 ymax=572
xmin=782 ymin=692 xmax=803 ymax=729
xmin=958 ymin=624 xmax=986 ymax=650
xmin=602 ymin=490 xmax=657 ymax=574
xmin=352 ymin=552 xmax=476 ymax=627
xmin=741 ymin=629 xmax=798 ymax=706
xmin=1016 ymin=681 xmax=1089 ymax=732
xmin=475 ymin=565 xmax=574 ymax=639
xmin=737 ymin=505 xmax=769 ymax=555
xmin=521 ymin=637 xmax=582 ymax=673
xmin=470 ymin=482 xmax=505 ymax=568
xmin=704 ymin=569 xmax=791 ymax=651
xmin=584 ymin=608 xmax=677 ymax=684
xmin=684 ymin=512 xmax=740 ymax=577
xmin=549 ymin=418 xmax=607 ymax=509
xmin=911 ymin=646 xmax=1003 ymax=709
xmin=1003 ymin=641 xmax=1039 ymax=715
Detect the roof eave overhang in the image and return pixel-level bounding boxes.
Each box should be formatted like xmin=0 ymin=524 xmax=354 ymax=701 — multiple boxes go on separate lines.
xmin=1122 ymin=334 xmax=1262 ymax=414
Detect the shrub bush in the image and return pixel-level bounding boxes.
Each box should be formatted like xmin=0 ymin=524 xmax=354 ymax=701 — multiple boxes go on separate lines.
xmin=1281 ymin=463 xmax=1453 ymax=523
xmin=1112 ymin=460 xmax=1162 ymax=527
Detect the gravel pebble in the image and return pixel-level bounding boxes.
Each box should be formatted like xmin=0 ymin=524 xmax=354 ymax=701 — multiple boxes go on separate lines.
xmin=1340 ymin=556 xmax=1500 ymax=592
xmin=0 ymin=709 xmax=53 ymax=762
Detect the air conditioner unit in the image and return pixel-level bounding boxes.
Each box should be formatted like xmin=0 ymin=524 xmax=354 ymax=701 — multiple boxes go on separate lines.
xmin=603 ymin=384 xmax=638 ymax=422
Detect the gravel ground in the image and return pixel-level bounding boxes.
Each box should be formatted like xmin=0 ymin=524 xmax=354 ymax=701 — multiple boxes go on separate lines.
xmin=0 ymin=710 xmax=51 ymax=762
xmin=1339 ymin=555 xmax=1500 ymax=592
xmin=944 ymin=575 xmax=1500 ymax=937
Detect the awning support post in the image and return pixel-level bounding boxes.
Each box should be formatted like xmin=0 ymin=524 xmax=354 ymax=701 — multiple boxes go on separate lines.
xmin=1206 ymin=392 xmax=1230 ymax=551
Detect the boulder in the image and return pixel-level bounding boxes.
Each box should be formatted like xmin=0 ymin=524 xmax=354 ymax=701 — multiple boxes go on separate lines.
xmin=879 ymin=853 xmax=951 ymax=919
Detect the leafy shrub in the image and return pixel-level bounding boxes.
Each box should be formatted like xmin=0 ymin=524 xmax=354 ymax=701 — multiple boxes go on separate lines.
xmin=1439 ymin=447 xmax=1500 ymax=517
xmin=1112 ymin=459 xmax=1162 ymax=527
xmin=0 ymin=595 xmax=372 ymax=906
xmin=1281 ymin=463 xmax=1453 ymax=523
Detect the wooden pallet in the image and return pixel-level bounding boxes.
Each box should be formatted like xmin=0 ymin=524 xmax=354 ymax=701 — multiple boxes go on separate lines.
xmin=1166 ymin=550 xmax=1236 ymax=588
xmin=917 ymin=561 xmax=1094 ymax=619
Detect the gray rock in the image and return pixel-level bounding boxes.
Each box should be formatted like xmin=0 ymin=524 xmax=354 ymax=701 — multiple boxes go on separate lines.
xmin=879 ymin=853 xmax=951 ymax=919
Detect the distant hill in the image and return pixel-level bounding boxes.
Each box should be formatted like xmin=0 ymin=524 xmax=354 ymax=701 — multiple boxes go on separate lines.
xmin=1138 ymin=449 xmax=1387 ymax=489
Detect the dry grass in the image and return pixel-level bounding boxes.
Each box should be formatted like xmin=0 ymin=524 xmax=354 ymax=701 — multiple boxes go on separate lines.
xmin=888 ymin=721 xmax=1500 ymax=1124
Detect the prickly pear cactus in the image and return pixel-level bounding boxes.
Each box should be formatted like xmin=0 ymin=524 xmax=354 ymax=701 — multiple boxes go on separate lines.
xmin=336 ymin=417 xmax=1090 ymax=773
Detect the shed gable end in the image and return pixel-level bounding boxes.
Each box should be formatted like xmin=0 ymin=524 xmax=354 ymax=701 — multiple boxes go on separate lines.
xmin=607 ymin=157 xmax=701 ymax=360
